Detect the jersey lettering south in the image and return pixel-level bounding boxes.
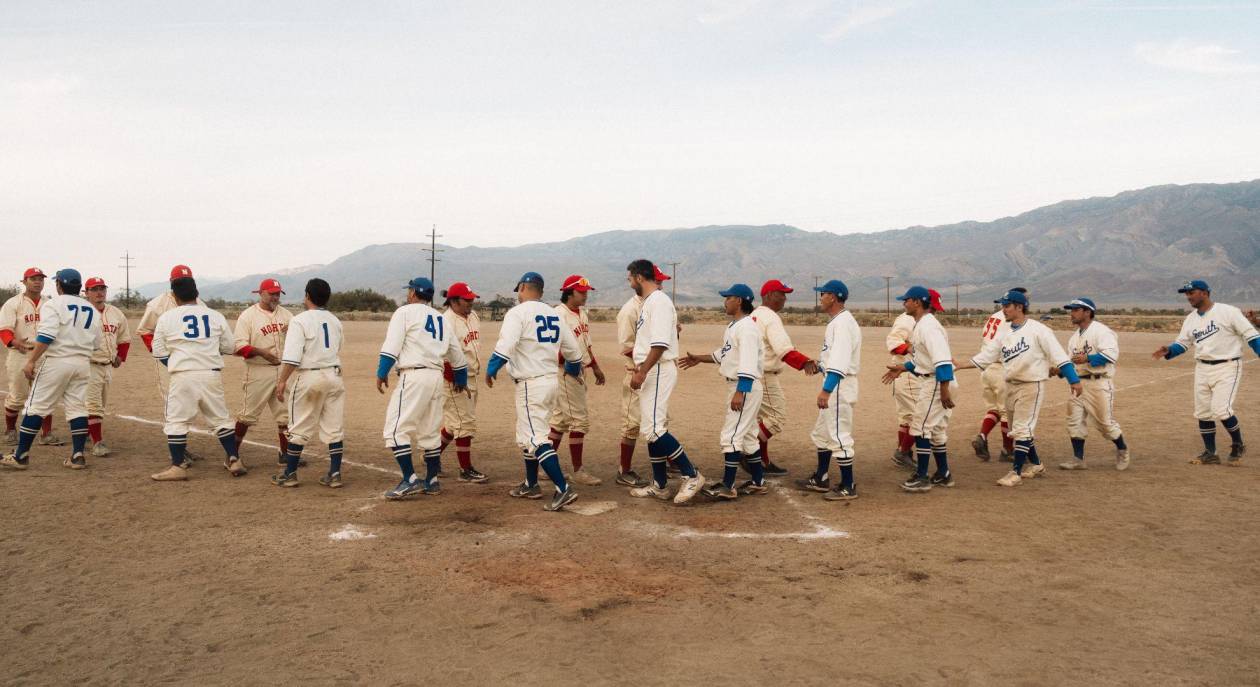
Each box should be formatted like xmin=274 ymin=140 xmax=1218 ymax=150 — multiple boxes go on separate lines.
xmin=444 ymin=309 xmax=482 ymax=374
xmin=821 ymin=309 xmax=862 ymax=377
xmin=380 ymin=303 xmax=467 ymax=372
xmin=633 ymin=289 xmax=678 ymax=363
xmin=555 ymin=304 xmax=593 ymax=365
xmin=234 ymin=303 xmax=293 ymax=363
xmin=0 ymin=294 xmax=42 ymax=346
xmin=751 ymin=305 xmax=795 ymax=372
xmin=714 ymin=316 xmax=763 ymax=381
xmin=282 ymin=309 xmax=342 ymax=369
xmin=972 ymin=318 xmax=1069 ymax=382
xmin=1174 ymin=303 xmax=1260 ymax=360
xmin=152 ymin=304 xmax=234 ymax=372
xmin=1068 ymin=321 xmax=1119 ymax=377
xmin=909 ymin=313 xmax=952 ymax=373
xmin=492 ymin=300 xmax=581 ymax=380
xmin=36 ymin=295 xmax=102 ymax=359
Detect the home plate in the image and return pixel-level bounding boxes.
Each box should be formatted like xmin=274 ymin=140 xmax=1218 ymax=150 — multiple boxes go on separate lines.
xmin=329 ymin=524 xmax=378 ymax=541
xmin=566 ymin=500 xmax=618 ymax=516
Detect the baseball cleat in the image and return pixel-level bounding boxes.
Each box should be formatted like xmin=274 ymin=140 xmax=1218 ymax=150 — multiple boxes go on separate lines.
xmin=568 ymin=468 xmax=602 ymax=486
xmin=998 ymin=450 xmax=1013 ymax=463
xmin=705 ymin=484 xmax=738 ymax=500
xmin=37 ymin=432 xmax=65 ymax=446
xmin=458 ymin=467 xmax=489 ymax=483
xmin=318 ymin=472 xmax=343 ymax=488
xmin=763 ymin=461 xmax=789 ymax=476
xmin=543 ymin=487 xmax=579 ymax=512
xmin=1115 ymin=449 xmax=1131 ymax=471
xmin=673 ymin=471 xmax=706 ymax=505
xmin=276 ymin=452 xmax=307 ymax=468
xmin=1 ymin=452 xmax=30 ymax=470
xmin=271 ymin=472 xmax=299 ymax=488
xmin=900 ymin=474 xmax=932 ymax=493
xmin=797 ymin=474 xmax=830 ymax=492
xmin=1189 ymin=451 xmax=1220 ymax=465
xmin=90 ymin=441 xmax=112 ymax=457
xmin=385 ymin=477 xmax=423 ymax=500
xmin=1019 ymin=463 xmax=1045 ymax=480
xmin=421 ymin=479 xmax=441 ymax=495
xmin=150 ymin=465 xmax=189 ymax=481
xmin=971 ymin=434 xmax=991 ymax=461
xmin=2 ymin=429 xmax=16 ymax=445
xmin=63 ymin=453 xmax=87 ymax=470
xmin=738 ymin=480 xmax=769 ymax=496
xmin=615 ymin=470 xmax=649 ymax=488
xmin=508 ymin=481 xmax=543 ymax=499
xmin=224 ymin=457 xmax=248 ymax=477
xmin=1059 ymin=459 xmax=1088 ymax=470
xmin=996 ymin=470 xmax=1022 ymax=487
xmin=892 ymin=450 xmax=915 ymax=470
xmin=930 ymin=471 xmax=955 ymax=488
xmin=824 ymin=484 xmax=858 ymax=501
xmin=629 ymin=482 xmax=672 ymax=500
xmin=1228 ymin=443 xmax=1246 ymax=467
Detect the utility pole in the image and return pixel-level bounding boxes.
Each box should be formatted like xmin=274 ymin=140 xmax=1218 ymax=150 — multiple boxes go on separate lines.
xmin=883 ymin=276 xmax=893 ymax=316
xmin=952 ymin=282 xmax=961 ymax=314
xmin=813 ymin=275 xmax=821 ymax=311
xmin=118 ymin=251 xmax=135 ymax=308
xmin=667 ymin=262 xmax=679 ymax=301
xmin=421 ymin=224 xmax=443 ymax=284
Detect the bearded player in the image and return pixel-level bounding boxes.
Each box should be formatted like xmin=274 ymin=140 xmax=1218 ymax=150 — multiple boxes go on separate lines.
xmin=84 ymin=277 xmax=131 ymax=456
xmin=233 ymin=278 xmax=293 ymax=464
xmin=546 ymin=274 xmax=605 ymax=486
xmin=749 ymin=279 xmax=817 ymax=476
xmin=611 ymin=266 xmax=672 ymax=488
xmin=2 ymin=268 xmax=63 ymax=446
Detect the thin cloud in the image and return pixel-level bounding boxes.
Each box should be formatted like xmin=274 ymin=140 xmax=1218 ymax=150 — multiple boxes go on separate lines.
xmin=822 ymin=1 xmax=913 ymax=40
xmin=696 ymin=0 xmax=763 ymax=24
xmin=1134 ymin=39 xmax=1260 ymax=74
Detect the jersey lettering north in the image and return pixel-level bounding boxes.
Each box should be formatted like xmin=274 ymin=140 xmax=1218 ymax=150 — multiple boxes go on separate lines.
xmin=714 ymin=316 xmax=763 ymax=381
xmin=37 ymin=295 xmax=102 ymax=359
xmin=91 ymin=304 xmax=131 ymax=364
xmin=971 ymin=319 xmax=1069 ymax=383
xmin=909 ymin=313 xmax=953 ymax=374
xmin=0 ymin=294 xmax=42 ymax=346
xmin=380 ymin=303 xmax=467 ymax=372
xmin=152 ymin=304 xmax=235 ymax=372
xmin=1068 ymin=321 xmax=1119 ymax=378
xmin=282 ymin=309 xmax=343 ymax=369
xmin=234 ymin=303 xmax=293 ymax=363
xmin=821 ymin=309 xmax=862 ymax=378
xmin=444 ymin=309 xmax=482 ymax=374
xmin=493 ymin=300 xmax=582 ymax=380
xmin=633 ymin=289 xmax=679 ymax=363
xmin=1174 ymin=303 xmax=1259 ymax=361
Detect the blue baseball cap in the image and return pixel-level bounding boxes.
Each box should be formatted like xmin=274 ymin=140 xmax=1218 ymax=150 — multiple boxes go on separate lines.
xmin=514 ymin=271 xmax=545 ymax=292
xmin=1178 ymin=279 xmax=1210 ymax=293
xmin=896 ymin=285 xmax=930 ymax=302
xmin=995 ymin=290 xmax=1029 ymax=306
xmin=405 ymin=277 xmax=434 ymax=294
xmin=814 ymin=279 xmax=849 ymax=299
xmin=718 ymin=283 xmax=754 ymax=300
xmin=1063 ymin=297 xmax=1096 ymax=312
xmin=55 ymin=268 xmax=81 ymax=284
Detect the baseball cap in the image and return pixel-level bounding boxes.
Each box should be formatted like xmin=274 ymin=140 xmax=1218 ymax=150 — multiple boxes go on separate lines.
xmin=514 ymin=272 xmax=544 ymax=292
xmin=405 ymin=277 xmax=435 ymax=294
xmin=760 ymin=279 xmax=794 ymax=297
xmin=1063 ymin=297 xmax=1096 ymax=312
xmin=561 ymin=275 xmax=595 ymax=292
xmin=169 ymin=265 xmax=193 ymax=281
xmin=85 ymin=277 xmax=107 ymax=290
xmin=445 ymin=282 xmax=478 ymax=300
xmin=718 ymin=283 xmax=755 ymax=300
xmin=927 ymin=288 xmax=946 ymax=313
xmin=652 ymin=264 xmax=671 ymax=281
xmin=896 ymin=285 xmax=931 ymax=303
xmin=253 ymin=278 xmax=284 ymax=294
xmin=22 ymin=267 xmax=45 ymax=280
xmin=995 ymin=290 xmax=1030 ymax=307
xmin=1178 ymin=279 xmax=1210 ymax=293
xmin=815 ymin=279 xmax=850 ymax=300
xmin=55 ymin=268 xmax=82 ymax=284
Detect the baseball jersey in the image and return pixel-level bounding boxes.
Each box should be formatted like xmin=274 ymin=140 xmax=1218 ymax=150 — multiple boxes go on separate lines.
xmin=1173 ymin=303 xmax=1260 ymax=361
xmin=751 ymin=305 xmax=796 ymax=373
xmin=234 ymin=303 xmax=293 ymax=364
xmin=976 ymin=309 xmax=1011 ymax=361
xmin=633 ymin=289 xmax=678 ymax=364
xmin=90 ymin=303 xmax=132 ymax=364
xmin=1068 ymin=320 xmax=1119 ymax=378
xmin=281 ymin=309 xmax=342 ymax=369
xmin=380 ymin=303 xmax=468 ymax=372
xmin=971 ymin=319 xmax=1069 ymax=383
xmin=152 ymin=304 xmax=234 ymax=372
xmin=493 ymin=300 xmax=582 ymax=380
xmin=908 ymin=313 xmax=953 ymax=375
xmin=444 ymin=308 xmax=482 ymax=374
xmin=0 ymin=294 xmax=42 ymax=348
xmin=821 ymin=309 xmax=862 ymax=378
xmin=36 ymin=295 xmax=102 ymax=359
xmin=555 ymin=303 xmax=595 ymax=366
xmin=714 ymin=316 xmax=763 ymax=381
xmin=616 ymin=295 xmax=642 ymax=357
xmin=885 ymin=312 xmax=916 ymax=365
xmin=137 ymin=292 xmax=205 ymax=348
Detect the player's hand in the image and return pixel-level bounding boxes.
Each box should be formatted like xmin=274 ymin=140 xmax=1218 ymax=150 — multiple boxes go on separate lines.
xmin=484 ymin=372 xmax=495 ymax=389
xmin=802 ymin=360 xmax=819 ymax=376
xmin=1247 ymin=309 xmax=1259 ymax=326
xmin=260 ymin=351 xmax=280 ymax=365
xmin=22 ymin=362 xmax=35 ymax=381
xmin=816 ymin=389 xmax=830 ymax=409
xmin=630 ymin=367 xmax=646 ymax=390
xmin=592 ymin=366 xmax=606 ymax=385
xmin=881 ymin=364 xmax=904 ymax=385
xmin=1071 ymin=353 xmax=1089 ymax=365
xmin=376 ymin=376 xmax=389 ymax=394
xmin=14 ymin=341 xmax=32 ymax=354
xmin=620 ymin=347 xmax=633 ymax=358
xmin=274 ymin=380 xmax=286 ymax=402
xmin=1048 ymin=366 xmax=1060 ymax=378
xmin=1069 ymin=382 xmax=1083 ymax=398
xmin=677 ymin=352 xmax=701 ymax=369
xmin=111 ymin=356 xmax=122 ymax=369
xmin=730 ymin=391 xmax=745 ymax=412
xmin=941 ymin=387 xmax=955 ymax=409
xmin=1152 ymin=346 xmax=1170 ymax=360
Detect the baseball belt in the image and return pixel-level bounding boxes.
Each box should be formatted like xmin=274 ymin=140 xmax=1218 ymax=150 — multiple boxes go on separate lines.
xmin=1199 ymin=358 xmax=1240 ymax=365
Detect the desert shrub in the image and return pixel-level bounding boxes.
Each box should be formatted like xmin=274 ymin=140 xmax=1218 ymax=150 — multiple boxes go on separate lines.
xmin=328 ymin=289 xmax=395 ymax=313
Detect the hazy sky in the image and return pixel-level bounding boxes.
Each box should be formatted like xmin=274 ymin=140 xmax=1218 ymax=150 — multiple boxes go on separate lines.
xmin=3 ymin=1 xmax=1259 ymax=287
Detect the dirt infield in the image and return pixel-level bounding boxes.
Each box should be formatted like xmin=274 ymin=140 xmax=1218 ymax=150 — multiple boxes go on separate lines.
xmin=2 ymin=321 xmax=1258 ymax=686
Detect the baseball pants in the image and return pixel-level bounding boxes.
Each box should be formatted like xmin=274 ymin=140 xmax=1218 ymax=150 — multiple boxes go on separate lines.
xmin=153 ymin=358 xmax=170 ymax=399
xmin=24 ymin=357 xmax=89 ymax=420
xmin=619 ymin=368 xmax=641 ymax=441
xmin=164 ymin=369 xmax=233 ymax=436
xmin=383 ymin=368 xmax=444 ymax=451
xmin=720 ymin=379 xmax=764 ymax=454
xmin=756 ymin=372 xmax=787 ymax=436
xmin=1194 ymin=360 xmax=1242 ymax=421
xmin=909 ymin=374 xmax=954 ymax=445
xmin=1067 ymin=377 xmax=1122 ymax=441
xmin=86 ymin=363 xmax=111 ymax=416
xmin=639 ymin=360 xmax=678 ymax=443
xmin=812 ymin=376 xmax=858 ymax=459
xmin=442 ymin=377 xmax=478 ymax=439
xmin=285 ymin=368 xmax=345 ymax=446
xmin=892 ymin=371 xmax=915 ymax=427
xmin=548 ymin=367 xmax=589 ymax=434
xmin=4 ymin=350 xmax=31 ymax=412
xmin=981 ymin=364 xmax=1009 ymax=421
xmin=1005 ymin=380 xmax=1045 ymax=442
xmin=514 ymin=374 xmax=558 ymax=454
xmin=239 ymin=364 xmax=288 ymax=427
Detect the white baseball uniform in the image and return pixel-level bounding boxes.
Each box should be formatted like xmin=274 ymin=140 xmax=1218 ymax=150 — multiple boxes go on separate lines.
xmin=380 ymin=303 xmax=468 ymax=451
xmin=281 ymin=309 xmax=344 ymax=447
xmin=714 ymin=315 xmax=764 ymax=455
xmin=1171 ymin=303 xmax=1259 ymax=421
xmin=812 ymin=309 xmax=861 ymax=460
xmin=234 ymin=303 xmax=293 ymax=427
xmin=137 ymin=292 xmax=205 ymax=398
xmin=490 ymin=300 xmax=582 ymax=454
xmin=616 ymin=295 xmax=643 ymax=441
xmin=634 ymin=289 xmax=680 ymax=443
xmin=907 ymin=313 xmax=955 ymax=444
xmin=971 ymin=319 xmax=1070 ymax=441
xmin=549 ymin=303 xmax=594 ymax=434
xmin=886 ymin=312 xmax=917 ymax=427
xmin=751 ymin=305 xmax=795 ymax=437
xmin=978 ymin=309 xmax=1012 ymax=422
xmin=87 ymin=303 xmax=131 ymax=417
xmin=2 ymin=293 xmax=43 ymax=415
xmin=442 ymin=308 xmax=481 ymax=439
xmin=1066 ymin=320 xmax=1122 ymax=441
xmin=151 ymin=304 xmax=235 ymax=437
xmin=24 ymin=295 xmax=100 ymax=419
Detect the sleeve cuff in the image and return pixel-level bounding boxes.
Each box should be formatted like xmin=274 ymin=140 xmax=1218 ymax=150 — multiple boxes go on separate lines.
xmin=35 ymin=334 xmax=54 ymax=344
xmin=935 ymin=363 xmax=954 ymax=382
xmin=1059 ymin=362 xmax=1081 ymax=384
xmin=736 ymin=377 xmax=753 ymax=393
xmin=117 ymin=342 xmax=131 ymax=362
xmin=822 ymin=370 xmax=842 ymax=393
xmin=1166 ymin=343 xmax=1186 ymax=360
xmin=564 ymin=360 xmax=583 ymax=377
xmin=141 ymin=333 xmax=154 ymax=352
xmin=453 ymin=367 xmax=469 ymax=387
xmin=376 ymin=354 xmax=396 ymax=379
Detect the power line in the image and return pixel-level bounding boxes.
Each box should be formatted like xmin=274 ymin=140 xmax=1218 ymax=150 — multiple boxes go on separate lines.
xmin=421 ymin=224 xmax=443 ymax=284
xmin=952 ymin=282 xmax=961 ymax=314
xmin=118 ymin=251 xmax=135 ymax=308
xmin=813 ymin=275 xmax=821 ymax=311
xmin=667 ymin=262 xmax=679 ymax=301
xmin=883 ymin=276 xmax=893 ymax=316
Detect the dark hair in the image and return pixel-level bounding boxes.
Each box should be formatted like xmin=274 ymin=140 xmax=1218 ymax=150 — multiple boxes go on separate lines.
xmin=171 ymin=277 xmax=198 ymax=303
xmin=560 ymin=289 xmax=576 ymax=304
xmin=1011 ymin=302 xmax=1027 ymax=313
xmin=58 ymin=279 xmax=82 ymax=296
xmin=1012 ymin=287 xmax=1028 ymax=294
xmin=306 ymin=278 xmax=331 ymax=307
xmin=626 ymin=259 xmax=655 ymax=281
xmin=739 ymin=298 xmax=753 ymax=314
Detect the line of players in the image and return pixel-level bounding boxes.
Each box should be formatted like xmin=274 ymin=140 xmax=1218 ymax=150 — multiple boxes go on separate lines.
xmin=3 ymin=264 xmax=1258 ymax=510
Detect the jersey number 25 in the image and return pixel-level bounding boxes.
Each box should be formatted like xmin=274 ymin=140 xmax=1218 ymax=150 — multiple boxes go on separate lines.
xmin=535 ymin=315 xmax=560 ymax=343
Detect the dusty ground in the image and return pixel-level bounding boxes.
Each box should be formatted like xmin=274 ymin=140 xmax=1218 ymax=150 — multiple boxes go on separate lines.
xmin=2 ymin=320 xmax=1258 ymax=686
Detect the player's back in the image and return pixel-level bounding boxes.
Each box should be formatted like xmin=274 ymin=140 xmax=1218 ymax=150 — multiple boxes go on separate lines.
xmin=155 ymin=304 xmax=233 ymax=372
xmin=39 ymin=294 xmax=101 ymax=359
xmin=384 ymin=302 xmax=452 ymax=369
xmin=285 ymin=309 xmax=342 ymax=368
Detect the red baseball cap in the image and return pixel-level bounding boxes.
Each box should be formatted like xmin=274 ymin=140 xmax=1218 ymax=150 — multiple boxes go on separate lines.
xmin=445 ymin=282 xmax=478 ymax=300
xmin=927 ymin=288 xmax=945 ymax=312
xmin=85 ymin=277 xmax=107 ymax=289
xmin=253 ymin=278 xmax=284 ymax=294
xmin=169 ymin=264 xmax=193 ymax=281
xmin=653 ymin=264 xmax=671 ymax=281
xmin=23 ymin=267 xmax=45 ymax=279
xmin=760 ymin=279 xmax=794 ymax=297
xmin=562 ymin=274 xmax=595 ymax=292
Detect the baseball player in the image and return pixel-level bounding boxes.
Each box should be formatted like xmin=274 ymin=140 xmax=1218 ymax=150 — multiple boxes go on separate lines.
xmin=624 ymin=259 xmax=706 ymax=505
xmin=1153 ymin=280 xmax=1260 ymax=466
xmin=798 ymin=279 xmax=861 ymax=500
xmin=680 ymin=283 xmax=766 ymax=500
xmin=880 ymin=286 xmax=957 ymax=493
xmin=885 ymin=306 xmax=918 ymax=469
xmin=149 ymin=276 xmax=246 ymax=481
xmin=749 ymin=279 xmax=818 ymax=476
xmin=956 ymin=290 xmax=1082 ymax=487
xmin=377 ymin=277 xmax=468 ymax=500
xmin=84 ymin=277 xmax=131 ymax=456
xmin=136 ymin=264 xmax=205 ymax=460
xmin=485 ymin=272 xmax=585 ymax=512
xmin=2 ymin=267 xmax=63 ymax=446
xmin=545 ymin=274 xmax=606 ymax=486
xmin=1059 ymin=297 xmax=1130 ymax=471
xmin=437 ymin=282 xmax=489 ymax=483
xmin=0 ymin=269 xmax=99 ymax=471
xmin=271 ymin=279 xmax=345 ymax=488
xmin=611 ymin=264 xmax=673 ymax=488
xmin=969 ymin=288 xmax=1027 ymax=463
xmin=232 ymin=278 xmax=293 ymax=464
